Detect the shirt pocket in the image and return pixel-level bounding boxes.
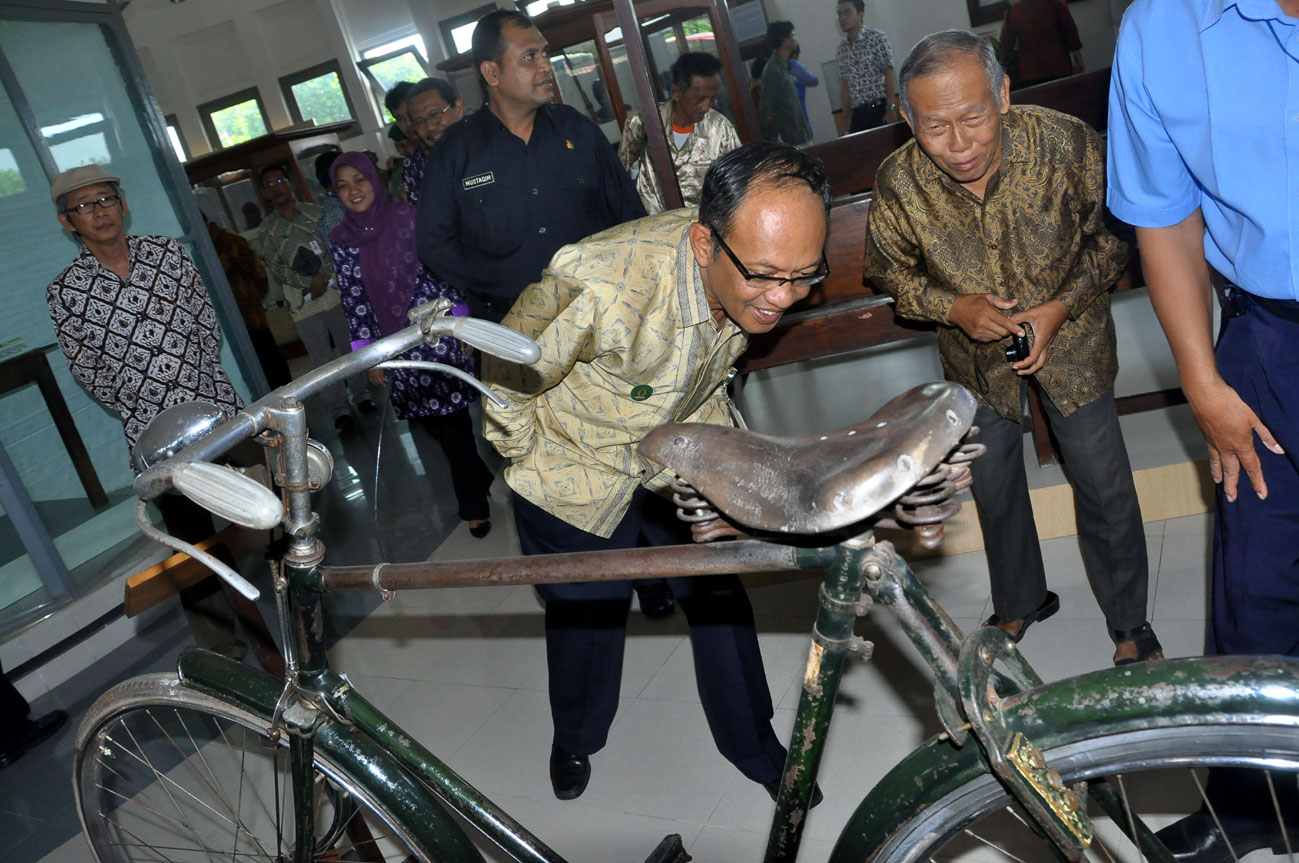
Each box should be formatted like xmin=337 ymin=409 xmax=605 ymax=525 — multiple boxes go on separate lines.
xmin=458 ymin=183 xmax=525 ymax=259
xmin=561 ymin=168 xmax=605 ymax=222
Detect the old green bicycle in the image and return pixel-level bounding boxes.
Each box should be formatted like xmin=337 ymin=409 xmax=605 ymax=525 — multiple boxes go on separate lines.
xmin=72 ymin=299 xmax=1299 ymax=862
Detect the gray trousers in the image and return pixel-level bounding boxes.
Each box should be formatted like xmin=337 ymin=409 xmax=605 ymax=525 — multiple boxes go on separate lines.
xmin=970 ymin=387 xmax=1149 ymax=636
xmin=294 ymin=305 xmax=369 ymax=414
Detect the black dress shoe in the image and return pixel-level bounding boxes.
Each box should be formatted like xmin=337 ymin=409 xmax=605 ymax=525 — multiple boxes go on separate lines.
xmin=0 ymin=709 xmax=69 ymax=768
xmin=635 ymin=581 xmax=676 ymax=620
xmin=549 ymin=744 xmax=590 ymax=800
xmin=1155 ymin=808 xmax=1292 ymax=862
xmin=764 ymin=778 xmax=824 ymax=809
xmin=468 ymin=520 xmax=491 ymax=539
xmin=334 ymin=414 xmax=356 ymax=432
xmin=358 ymin=399 xmax=378 ymax=414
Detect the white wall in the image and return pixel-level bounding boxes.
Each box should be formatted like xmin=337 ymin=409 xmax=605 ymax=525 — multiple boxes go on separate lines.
xmin=123 ymin=0 xmax=509 ymax=161
xmin=761 ymin=0 xmax=1123 ymax=143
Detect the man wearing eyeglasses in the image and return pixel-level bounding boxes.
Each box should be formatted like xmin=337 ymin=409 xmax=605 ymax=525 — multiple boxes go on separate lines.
xmin=45 ymin=164 xmax=249 ymax=660
xmin=482 ymin=142 xmax=830 ymax=802
xmin=864 ymin=32 xmax=1155 ymax=666
xmin=402 ymin=77 xmax=464 ymax=206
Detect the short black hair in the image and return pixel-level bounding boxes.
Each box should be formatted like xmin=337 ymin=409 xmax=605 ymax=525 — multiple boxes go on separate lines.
xmin=384 ymin=81 xmax=414 ymax=117
xmin=405 ymin=77 xmax=459 ymax=108
xmin=766 ymin=21 xmax=795 ymax=52
xmin=471 ymin=9 xmax=535 ymax=101
xmin=838 ymin=0 xmax=865 ymax=13
xmin=313 ymin=150 xmax=342 ymax=190
xmin=698 ymin=142 xmax=832 ymax=245
xmin=258 ymin=163 xmax=290 ymax=186
xmin=670 ymin=52 xmax=723 ymax=91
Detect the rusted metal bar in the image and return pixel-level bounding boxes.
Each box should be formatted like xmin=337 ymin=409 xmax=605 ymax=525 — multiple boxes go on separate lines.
xmin=317 ymin=540 xmax=826 ymax=593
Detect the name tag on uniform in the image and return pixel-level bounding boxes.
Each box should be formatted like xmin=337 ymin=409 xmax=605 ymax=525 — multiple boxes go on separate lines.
xmin=463 ymin=172 xmax=495 ymax=190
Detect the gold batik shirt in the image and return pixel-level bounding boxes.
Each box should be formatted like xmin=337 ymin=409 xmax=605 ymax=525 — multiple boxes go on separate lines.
xmin=483 ymin=209 xmax=746 ymax=537
xmin=864 ymin=105 xmax=1129 ymax=421
xmin=619 ymin=105 xmax=742 ymax=216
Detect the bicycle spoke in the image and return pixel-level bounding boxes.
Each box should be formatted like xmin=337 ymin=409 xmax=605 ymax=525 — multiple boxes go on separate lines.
xmin=1114 ymin=774 xmax=1145 ymax=863
xmin=121 ymin=720 xmax=223 ymax=863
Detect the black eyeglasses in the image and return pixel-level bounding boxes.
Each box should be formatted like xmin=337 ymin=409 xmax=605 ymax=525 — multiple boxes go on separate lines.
xmin=64 ymin=194 xmax=122 ymax=216
xmin=711 ymin=228 xmax=829 ymax=290
xmin=410 ymin=103 xmax=455 ymax=130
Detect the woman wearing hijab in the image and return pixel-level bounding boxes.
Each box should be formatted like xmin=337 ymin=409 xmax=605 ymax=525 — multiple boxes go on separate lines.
xmin=329 ymin=152 xmax=493 ymax=538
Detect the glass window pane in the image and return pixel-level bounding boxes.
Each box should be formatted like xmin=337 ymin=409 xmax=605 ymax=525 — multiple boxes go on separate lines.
xmin=166 ymin=125 xmax=186 ymax=162
xmin=525 ymin=0 xmax=575 ymax=16
xmin=363 ymin=34 xmax=426 ymax=60
xmin=209 ymin=98 xmax=268 ymax=148
xmin=365 ymin=53 xmax=426 ymax=93
xmin=550 ymin=41 xmax=618 ymax=142
xmin=0 ymin=148 xmax=26 ymax=199
xmin=290 ymin=71 xmax=352 ymax=125
xmin=449 ymin=21 xmax=477 ymax=54
xmin=0 ymin=17 xmax=255 ymax=630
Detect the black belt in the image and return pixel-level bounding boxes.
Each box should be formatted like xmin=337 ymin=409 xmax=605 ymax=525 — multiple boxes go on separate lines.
xmin=1211 ymin=270 xmax=1299 ymax=323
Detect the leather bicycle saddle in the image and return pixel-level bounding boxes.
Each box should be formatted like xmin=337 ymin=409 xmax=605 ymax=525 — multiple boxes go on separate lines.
xmin=638 ymin=382 xmax=976 ymax=535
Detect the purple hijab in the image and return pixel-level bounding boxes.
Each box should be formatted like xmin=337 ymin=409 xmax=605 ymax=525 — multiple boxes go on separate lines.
xmin=329 ymin=152 xmax=421 ymax=336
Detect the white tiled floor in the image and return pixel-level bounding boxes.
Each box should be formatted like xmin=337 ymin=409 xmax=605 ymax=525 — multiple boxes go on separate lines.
xmin=37 ymin=501 xmax=1239 ymax=863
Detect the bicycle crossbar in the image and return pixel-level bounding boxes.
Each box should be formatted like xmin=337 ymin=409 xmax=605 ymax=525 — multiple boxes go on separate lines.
xmin=318 ymin=540 xmax=828 ymax=592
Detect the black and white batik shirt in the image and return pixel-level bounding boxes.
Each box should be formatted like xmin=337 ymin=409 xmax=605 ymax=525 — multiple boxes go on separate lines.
xmin=47 ymin=235 xmax=242 ymax=460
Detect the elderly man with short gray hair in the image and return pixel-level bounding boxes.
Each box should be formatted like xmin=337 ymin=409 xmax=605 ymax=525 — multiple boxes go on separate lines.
xmin=864 ymin=30 xmax=1156 ymax=666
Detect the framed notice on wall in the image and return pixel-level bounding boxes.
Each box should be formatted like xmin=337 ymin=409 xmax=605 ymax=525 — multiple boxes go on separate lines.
xmin=729 ymin=0 xmax=768 ymax=46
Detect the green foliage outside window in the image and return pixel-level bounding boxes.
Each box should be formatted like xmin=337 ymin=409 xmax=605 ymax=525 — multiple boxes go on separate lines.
xmin=210 ymin=99 xmax=268 ymax=148
xmin=0 ymin=168 xmax=25 ymax=197
xmin=367 ymin=54 xmax=426 ymax=95
xmin=291 ymin=73 xmax=352 ymax=125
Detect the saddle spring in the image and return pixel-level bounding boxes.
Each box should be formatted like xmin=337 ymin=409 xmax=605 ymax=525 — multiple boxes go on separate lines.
xmin=670 ymin=429 xmax=986 ymax=547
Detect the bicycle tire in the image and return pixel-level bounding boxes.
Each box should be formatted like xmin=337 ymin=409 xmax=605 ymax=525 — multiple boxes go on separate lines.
xmin=855 ymin=724 xmax=1299 ymax=861
xmin=74 ymin=672 xmax=444 ymax=862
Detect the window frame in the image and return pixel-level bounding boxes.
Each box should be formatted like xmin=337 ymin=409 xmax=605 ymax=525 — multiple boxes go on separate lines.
xmin=278 ymin=59 xmax=358 ymax=129
xmin=197 ymin=86 xmax=272 ymax=150
xmin=357 ymin=47 xmax=429 ymax=101
xmin=438 ymin=3 xmax=497 ymax=58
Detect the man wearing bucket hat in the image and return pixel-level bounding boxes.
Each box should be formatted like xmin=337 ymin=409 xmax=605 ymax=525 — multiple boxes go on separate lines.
xmin=45 ymin=164 xmax=249 ymax=661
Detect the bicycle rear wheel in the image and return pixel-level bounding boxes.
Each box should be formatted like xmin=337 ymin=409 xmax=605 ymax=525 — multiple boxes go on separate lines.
xmin=844 ymin=719 xmax=1299 ymax=861
xmin=74 ymin=673 xmax=432 ymax=862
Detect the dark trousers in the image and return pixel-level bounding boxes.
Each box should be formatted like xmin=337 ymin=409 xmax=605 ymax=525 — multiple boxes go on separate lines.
xmin=1211 ymin=291 xmax=1299 ymax=657
xmin=970 ymin=387 xmax=1149 ymax=635
xmin=849 ymin=99 xmax=886 ymax=133
xmin=513 ymin=487 xmax=787 ymax=784
xmin=249 ymin=326 xmax=291 ymax=389
xmin=0 ymin=661 xmax=30 ymax=744
xmin=410 ymin=410 xmax=493 ymax=522
xmin=1204 ymin=289 xmax=1299 ymax=829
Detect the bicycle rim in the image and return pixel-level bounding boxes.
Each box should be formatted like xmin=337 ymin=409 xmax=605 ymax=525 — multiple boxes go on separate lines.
xmin=74 ymin=673 xmax=430 ymax=862
xmin=859 ymin=723 xmax=1299 ymax=862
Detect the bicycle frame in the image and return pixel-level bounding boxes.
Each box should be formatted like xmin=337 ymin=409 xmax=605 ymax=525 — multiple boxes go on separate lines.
xmin=132 ymin=304 xmax=1299 ymax=863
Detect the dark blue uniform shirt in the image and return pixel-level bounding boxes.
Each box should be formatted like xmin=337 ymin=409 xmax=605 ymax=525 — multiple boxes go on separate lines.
xmin=416 ymin=103 xmax=645 ymax=320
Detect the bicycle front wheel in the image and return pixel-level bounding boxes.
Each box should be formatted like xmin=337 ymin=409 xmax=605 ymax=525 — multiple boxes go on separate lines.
xmin=74 ymin=673 xmax=434 ymax=862
xmin=860 ymin=723 xmax=1299 ymax=861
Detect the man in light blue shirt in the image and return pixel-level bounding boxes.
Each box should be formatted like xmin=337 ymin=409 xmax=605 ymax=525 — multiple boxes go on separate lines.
xmin=1109 ymin=0 xmax=1299 ymax=857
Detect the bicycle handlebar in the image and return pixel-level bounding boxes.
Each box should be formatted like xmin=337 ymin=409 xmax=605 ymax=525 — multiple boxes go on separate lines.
xmin=132 ymin=303 xmax=539 ymax=502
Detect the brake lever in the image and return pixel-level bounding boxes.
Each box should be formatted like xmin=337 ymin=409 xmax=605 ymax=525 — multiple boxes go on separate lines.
xmin=376 ymin=360 xmax=510 ymax=408
xmin=135 ymin=501 xmax=261 ymax=600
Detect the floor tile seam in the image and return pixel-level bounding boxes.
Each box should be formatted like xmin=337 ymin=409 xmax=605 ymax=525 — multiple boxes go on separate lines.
xmin=441 ymin=686 xmax=526 ymax=761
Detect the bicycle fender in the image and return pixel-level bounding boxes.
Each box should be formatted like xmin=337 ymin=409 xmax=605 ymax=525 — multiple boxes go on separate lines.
xmin=177 ymin=647 xmax=486 ymax=863
xmin=828 ymin=654 xmax=1299 ymax=862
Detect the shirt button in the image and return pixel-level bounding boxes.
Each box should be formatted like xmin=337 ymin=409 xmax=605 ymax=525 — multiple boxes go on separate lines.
xmin=531 ymin=188 xmax=539 ymax=195
xmin=987 ymin=241 xmax=998 ymax=250
xmin=538 ymin=227 xmax=547 ymax=234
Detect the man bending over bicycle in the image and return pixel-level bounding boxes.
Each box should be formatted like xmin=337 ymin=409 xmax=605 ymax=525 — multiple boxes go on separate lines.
xmin=482 ymin=142 xmax=831 ymax=801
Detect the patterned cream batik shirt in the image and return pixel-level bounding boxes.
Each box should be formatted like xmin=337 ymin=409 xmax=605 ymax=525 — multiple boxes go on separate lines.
xmin=619 ymin=104 xmax=742 ymax=215
xmin=837 ymin=26 xmax=894 ymax=108
xmin=483 ymin=208 xmax=746 ymax=537
xmin=47 ymin=235 xmax=242 ymax=459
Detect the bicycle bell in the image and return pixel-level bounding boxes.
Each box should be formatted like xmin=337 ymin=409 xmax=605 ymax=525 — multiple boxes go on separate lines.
xmin=132 ymin=401 xmax=226 ymax=474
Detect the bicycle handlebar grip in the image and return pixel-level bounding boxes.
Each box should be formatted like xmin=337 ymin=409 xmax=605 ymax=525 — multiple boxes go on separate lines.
xmin=449 ymin=318 xmax=541 ymax=365
xmin=171 ymin=462 xmax=284 ymax=530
